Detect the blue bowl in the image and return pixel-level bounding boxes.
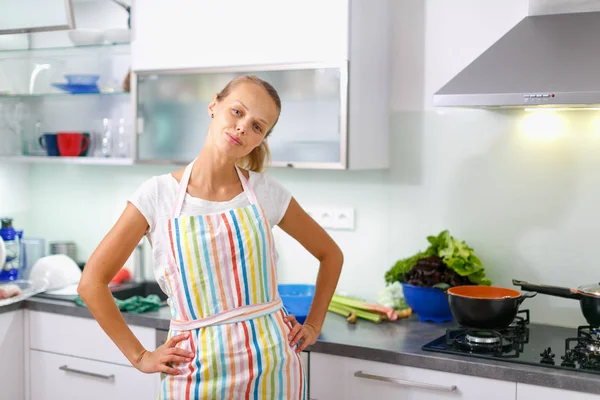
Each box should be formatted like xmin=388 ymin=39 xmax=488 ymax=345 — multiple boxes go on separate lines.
xmin=64 ymin=74 xmax=100 ymax=86
xmin=401 ymin=283 xmax=453 ymax=323
xmin=278 ymin=284 xmax=315 ymax=325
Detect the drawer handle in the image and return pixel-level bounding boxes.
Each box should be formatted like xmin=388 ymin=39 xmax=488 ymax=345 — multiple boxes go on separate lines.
xmin=59 ymin=365 xmax=115 ymax=381
xmin=354 ymin=371 xmax=457 ymax=393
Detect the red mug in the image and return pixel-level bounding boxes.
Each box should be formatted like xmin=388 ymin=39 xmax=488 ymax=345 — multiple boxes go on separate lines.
xmin=57 ymin=132 xmax=89 ymax=157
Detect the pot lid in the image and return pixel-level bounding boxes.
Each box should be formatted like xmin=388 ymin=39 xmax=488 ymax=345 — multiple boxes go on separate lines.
xmin=578 ymin=284 xmax=600 ymax=297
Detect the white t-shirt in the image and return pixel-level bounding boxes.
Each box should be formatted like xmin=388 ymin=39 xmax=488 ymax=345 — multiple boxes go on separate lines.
xmin=127 ymin=170 xmax=292 ymax=287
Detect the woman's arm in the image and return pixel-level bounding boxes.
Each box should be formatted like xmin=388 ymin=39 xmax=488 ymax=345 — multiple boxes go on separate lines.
xmin=77 ymin=203 xmax=193 ymax=374
xmin=277 ymin=197 xmax=344 ymax=350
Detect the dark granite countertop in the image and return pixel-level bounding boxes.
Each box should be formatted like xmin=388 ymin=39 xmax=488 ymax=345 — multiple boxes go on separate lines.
xmin=3 ymin=296 xmax=600 ymax=395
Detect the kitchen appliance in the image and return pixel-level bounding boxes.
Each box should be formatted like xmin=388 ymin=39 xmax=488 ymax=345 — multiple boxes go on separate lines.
xmin=0 ymin=218 xmax=21 ymax=281
xmin=513 ymin=279 xmax=600 ymax=326
xmin=433 ymin=11 xmax=600 ymax=108
xmin=422 ymin=309 xmax=600 ymax=376
xmin=49 ymin=241 xmax=77 ymax=261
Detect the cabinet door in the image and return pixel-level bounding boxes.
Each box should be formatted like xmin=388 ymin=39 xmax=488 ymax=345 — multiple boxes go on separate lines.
xmin=135 ymin=65 xmax=345 ymax=168
xmin=131 ymin=0 xmax=349 ymax=72
xmin=517 ymin=383 xmax=599 ymax=400
xmin=0 ymin=310 xmax=24 ymax=400
xmin=30 ymin=350 xmax=159 ymax=400
xmin=311 ymin=353 xmax=517 ymax=400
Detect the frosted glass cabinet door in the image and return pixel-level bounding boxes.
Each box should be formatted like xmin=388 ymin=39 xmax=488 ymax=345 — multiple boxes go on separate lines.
xmin=135 ymin=65 xmax=345 ymax=167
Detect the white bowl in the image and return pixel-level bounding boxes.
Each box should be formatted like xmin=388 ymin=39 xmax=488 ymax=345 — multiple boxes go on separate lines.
xmin=68 ymin=29 xmax=104 ymax=46
xmin=29 ymin=254 xmax=82 ymax=291
xmin=104 ymin=28 xmax=130 ymax=44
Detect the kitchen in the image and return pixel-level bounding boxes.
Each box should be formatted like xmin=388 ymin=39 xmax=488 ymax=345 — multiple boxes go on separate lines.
xmin=2 ymin=0 xmax=600 ymax=399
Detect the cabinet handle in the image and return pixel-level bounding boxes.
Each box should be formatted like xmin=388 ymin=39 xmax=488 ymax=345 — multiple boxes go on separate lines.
xmin=354 ymin=371 xmax=457 ymax=393
xmin=59 ymin=365 xmax=115 ymax=381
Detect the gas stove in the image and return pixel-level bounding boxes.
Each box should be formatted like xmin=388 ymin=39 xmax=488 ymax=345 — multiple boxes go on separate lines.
xmin=422 ymin=310 xmax=600 ymax=375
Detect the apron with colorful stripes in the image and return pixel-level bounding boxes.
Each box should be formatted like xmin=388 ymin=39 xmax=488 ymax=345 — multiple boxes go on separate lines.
xmin=158 ymin=159 xmax=307 ymax=400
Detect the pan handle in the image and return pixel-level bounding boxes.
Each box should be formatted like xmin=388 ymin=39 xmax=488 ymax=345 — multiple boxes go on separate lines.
xmin=512 ymin=279 xmax=581 ymax=300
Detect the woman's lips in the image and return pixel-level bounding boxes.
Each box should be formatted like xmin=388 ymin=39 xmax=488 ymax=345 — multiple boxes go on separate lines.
xmin=226 ymin=132 xmax=243 ymax=146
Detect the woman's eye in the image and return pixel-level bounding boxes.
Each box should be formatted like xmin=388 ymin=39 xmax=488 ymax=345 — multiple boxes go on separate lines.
xmin=254 ymin=124 xmax=263 ymax=133
xmin=232 ymin=109 xmax=241 ymax=116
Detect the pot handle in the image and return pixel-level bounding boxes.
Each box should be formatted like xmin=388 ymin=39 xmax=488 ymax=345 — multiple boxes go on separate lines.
xmin=512 ymin=279 xmax=580 ymax=300
xmin=517 ymin=291 xmax=537 ymax=304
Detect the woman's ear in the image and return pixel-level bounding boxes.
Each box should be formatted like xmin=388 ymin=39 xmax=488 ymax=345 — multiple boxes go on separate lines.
xmin=207 ymin=95 xmax=218 ymax=118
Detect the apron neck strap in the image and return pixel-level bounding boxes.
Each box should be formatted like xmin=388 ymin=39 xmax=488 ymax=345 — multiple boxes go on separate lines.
xmin=172 ymin=159 xmax=195 ymax=218
xmin=171 ymin=160 xmax=258 ymax=218
xmin=235 ymin=165 xmax=258 ymax=205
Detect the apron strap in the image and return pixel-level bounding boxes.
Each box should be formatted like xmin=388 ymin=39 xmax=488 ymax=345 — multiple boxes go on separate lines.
xmin=172 ymin=161 xmax=259 ymax=218
xmin=172 ymin=159 xmax=195 ymax=218
xmin=235 ymin=166 xmax=259 ymax=205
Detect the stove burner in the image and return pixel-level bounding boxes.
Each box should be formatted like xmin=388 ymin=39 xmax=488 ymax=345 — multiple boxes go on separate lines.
xmin=466 ymin=332 xmax=501 ymax=344
xmin=586 ymin=341 xmax=600 ymax=353
xmin=562 ymin=325 xmax=600 ymax=370
xmin=444 ymin=310 xmax=530 ymax=357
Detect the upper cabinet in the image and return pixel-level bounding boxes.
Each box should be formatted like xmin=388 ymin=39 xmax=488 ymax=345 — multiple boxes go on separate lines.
xmin=130 ymin=0 xmax=349 ymax=70
xmin=130 ymin=0 xmax=391 ymax=170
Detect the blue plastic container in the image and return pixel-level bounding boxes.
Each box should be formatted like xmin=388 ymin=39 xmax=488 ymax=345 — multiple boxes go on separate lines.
xmin=278 ymin=284 xmax=315 ymax=325
xmin=65 ymin=74 xmax=100 ymax=85
xmin=401 ymin=283 xmax=453 ymax=323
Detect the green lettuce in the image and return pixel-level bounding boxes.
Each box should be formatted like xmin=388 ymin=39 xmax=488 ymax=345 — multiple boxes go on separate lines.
xmin=384 ymin=230 xmax=492 ymax=286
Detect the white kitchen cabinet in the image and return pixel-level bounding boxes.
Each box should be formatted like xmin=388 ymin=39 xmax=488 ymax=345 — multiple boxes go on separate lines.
xmin=517 ymin=383 xmax=599 ymax=400
xmin=310 ymin=353 xmax=517 ymax=400
xmin=29 ymin=310 xmax=155 ymax=366
xmin=131 ymin=0 xmax=349 ymax=71
xmin=28 ymin=311 xmax=160 ymax=399
xmin=0 ymin=310 xmax=24 ymax=400
xmin=131 ymin=0 xmax=390 ymax=170
xmin=30 ymin=350 xmax=158 ymax=400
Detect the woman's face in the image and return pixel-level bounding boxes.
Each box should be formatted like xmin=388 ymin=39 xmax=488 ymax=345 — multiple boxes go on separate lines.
xmin=207 ymin=81 xmax=279 ymax=160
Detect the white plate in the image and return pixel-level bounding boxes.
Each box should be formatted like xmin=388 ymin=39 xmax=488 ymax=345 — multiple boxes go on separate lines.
xmin=0 ymin=279 xmax=49 ymax=307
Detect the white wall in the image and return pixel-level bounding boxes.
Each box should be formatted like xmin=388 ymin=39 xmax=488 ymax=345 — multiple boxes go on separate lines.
xmin=0 ymin=163 xmax=29 ymax=233
xmin=6 ymin=0 xmax=600 ymax=327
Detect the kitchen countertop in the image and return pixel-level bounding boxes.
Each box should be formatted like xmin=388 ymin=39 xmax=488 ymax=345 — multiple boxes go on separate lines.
xmin=5 ymin=296 xmax=600 ymax=395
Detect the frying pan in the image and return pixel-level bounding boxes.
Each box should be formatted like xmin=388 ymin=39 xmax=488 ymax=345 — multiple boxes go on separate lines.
xmin=512 ymin=279 xmax=600 ymax=326
xmin=446 ymin=285 xmax=536 ymax=330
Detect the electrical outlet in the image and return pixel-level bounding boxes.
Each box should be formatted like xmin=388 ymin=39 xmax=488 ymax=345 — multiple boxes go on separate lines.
xmin=305 ymin=206 xmax=355 ymax=230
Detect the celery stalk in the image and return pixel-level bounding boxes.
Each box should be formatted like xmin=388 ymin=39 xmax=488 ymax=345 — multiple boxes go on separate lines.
xmin=332 ymin=293 xmax=398 ymax=320
xmin=329 ymin=299 xmax=382 ymax=323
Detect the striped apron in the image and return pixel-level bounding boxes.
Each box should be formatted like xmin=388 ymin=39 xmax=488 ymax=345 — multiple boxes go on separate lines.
xmin=158 ymin=160 xmax=307 ymax=400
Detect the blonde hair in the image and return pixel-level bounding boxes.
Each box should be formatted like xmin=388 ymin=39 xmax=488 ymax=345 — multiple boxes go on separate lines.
xmin=215 ymin=75 xmax=281 ymax=172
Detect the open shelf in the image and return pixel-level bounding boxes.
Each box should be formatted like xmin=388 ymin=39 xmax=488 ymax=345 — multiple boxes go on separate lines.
xmin=0 ymin=155 xmax=134 ymax=166
xmin=0 ymin=42 xmax=130 ymax=55
xmin=0 ymin=91 xmax=129 ymax=99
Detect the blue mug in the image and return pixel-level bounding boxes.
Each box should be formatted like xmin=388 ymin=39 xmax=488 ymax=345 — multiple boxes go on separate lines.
xmin=38 ymin=133 xmax=59 ymax=156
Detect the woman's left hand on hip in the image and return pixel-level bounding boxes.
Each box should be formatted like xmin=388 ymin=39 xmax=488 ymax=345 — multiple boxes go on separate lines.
xmin=284 ymin=314 xmax=319 ymax=352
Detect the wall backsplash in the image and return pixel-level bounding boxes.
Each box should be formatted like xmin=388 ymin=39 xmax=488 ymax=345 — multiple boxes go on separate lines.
xmin=3 ymin=0 xmax=600 ymax=328
xmin=0 ymin=163 xmax=30 ymax=233
xmin=15 ymin=107 xmax=600 ymax=328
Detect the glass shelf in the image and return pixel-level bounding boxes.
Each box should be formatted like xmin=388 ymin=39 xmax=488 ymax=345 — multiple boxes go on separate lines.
xmin=0 ymin=91 xmax=129 ymax=99
xmin=0 ymin=42 xmax=130 ymax=55
xmin=0 ymin=155 xmax=134 ymax=166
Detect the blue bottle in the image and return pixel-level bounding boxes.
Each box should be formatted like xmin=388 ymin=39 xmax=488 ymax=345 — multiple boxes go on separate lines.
xmin=0 ymin=218 xmax=21 ymax=281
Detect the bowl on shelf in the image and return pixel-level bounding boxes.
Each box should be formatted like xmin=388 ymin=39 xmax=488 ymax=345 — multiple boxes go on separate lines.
xmin=68 ymin=29 xmax=104 ymax=46
xmin=278 ymin=284 xmax=315 ymax=325
xmin=401 ymin=282 xmax=453 ymax=323
xmin=104 ymin=28 xmax=131 ymax=44
xmin=64 ymin=74 xmax=100 ymax=86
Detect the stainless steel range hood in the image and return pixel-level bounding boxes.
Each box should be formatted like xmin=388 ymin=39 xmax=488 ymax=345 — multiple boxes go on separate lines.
xmin=433 ymin=11 xmax=600 ymax=109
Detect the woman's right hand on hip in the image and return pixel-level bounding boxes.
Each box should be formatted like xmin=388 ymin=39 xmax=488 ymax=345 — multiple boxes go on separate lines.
xmin=134 ymin=332 xmax=194 ymax=375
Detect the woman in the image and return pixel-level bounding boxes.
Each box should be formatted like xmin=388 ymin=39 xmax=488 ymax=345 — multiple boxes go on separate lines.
xmin=77 ymin=75 xmax=344 ymax=399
